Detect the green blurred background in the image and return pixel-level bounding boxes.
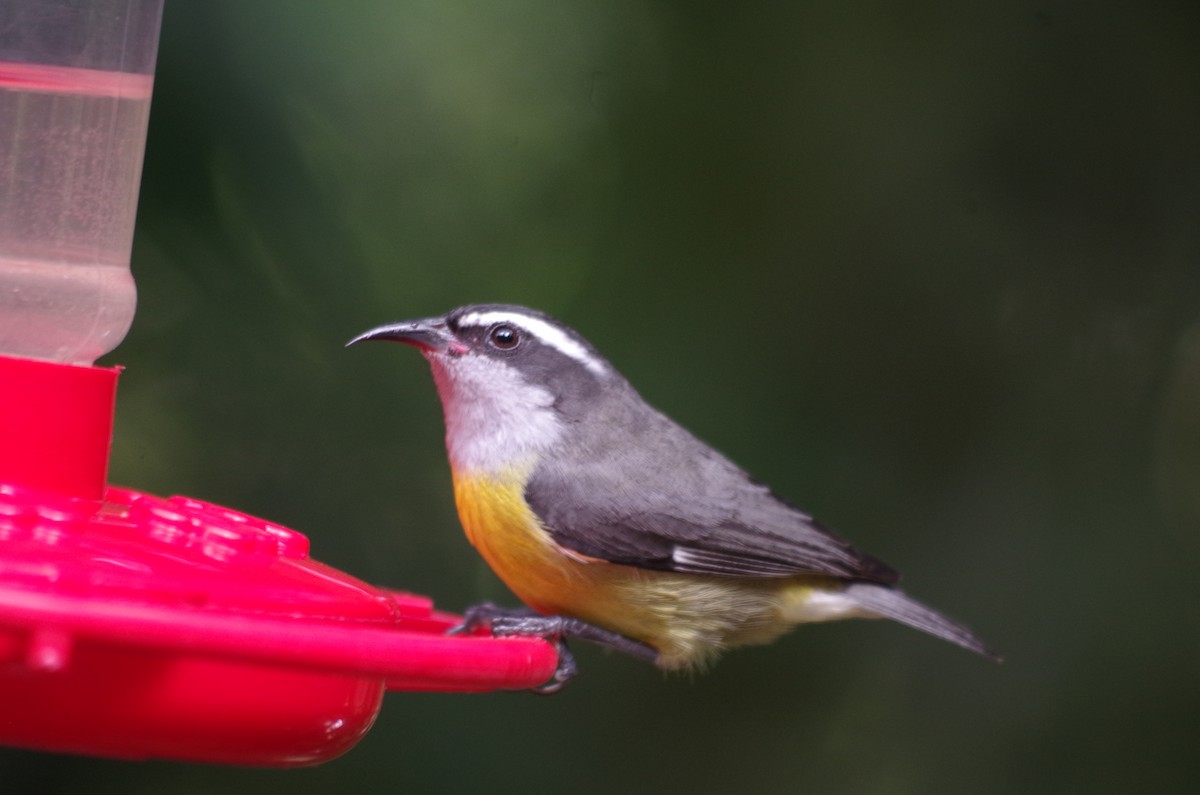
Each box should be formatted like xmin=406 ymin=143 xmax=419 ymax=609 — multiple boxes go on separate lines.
xmin=4 ymin=1 xmax=1200 ymax=792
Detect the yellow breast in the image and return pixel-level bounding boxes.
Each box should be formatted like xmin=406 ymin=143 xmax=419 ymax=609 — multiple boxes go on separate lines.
xmin=452 ymin=467 xmax=600 ymax=617
xmin=450 ymin=466 xmax=842 ymax=670
xmin=451 ymin=467 xmax=684 ymax=645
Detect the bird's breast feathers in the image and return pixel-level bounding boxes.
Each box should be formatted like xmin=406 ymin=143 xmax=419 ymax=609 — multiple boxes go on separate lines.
xmin=448 ymin=464 xmax=835 ymax=669
xmin=450 ymin=465 xmax=601 ymax=613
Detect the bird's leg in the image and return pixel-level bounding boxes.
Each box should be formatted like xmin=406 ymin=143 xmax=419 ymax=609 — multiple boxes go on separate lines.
xmin=448 ymin=602 xmax=538 ymax=635
xmin=449 ymin=602 xmax=659 ymax=694
xmin=450 ymin=603 xmax=659 ymax=665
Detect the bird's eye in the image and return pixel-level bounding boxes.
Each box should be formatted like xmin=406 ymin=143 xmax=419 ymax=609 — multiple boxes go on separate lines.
xmin=488 ymin=324 xmax=521 ymax=350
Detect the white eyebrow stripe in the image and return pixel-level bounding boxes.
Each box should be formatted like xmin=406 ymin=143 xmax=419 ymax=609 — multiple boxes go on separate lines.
xmin=457 ymin=310 xmax=609 ymax=376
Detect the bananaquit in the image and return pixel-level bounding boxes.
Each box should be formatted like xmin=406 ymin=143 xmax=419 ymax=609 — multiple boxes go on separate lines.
xmin=350 ymin=304 xmax=997 ymax=692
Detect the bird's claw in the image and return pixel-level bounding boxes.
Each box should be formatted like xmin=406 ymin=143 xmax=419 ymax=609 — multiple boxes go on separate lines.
xmin=448 ymin=602 xmax=527 ymax=636
xmin=527 ymin=639 xmax=577 ymax=695
xmin=447 ymin=604 xmax=578 ymax=694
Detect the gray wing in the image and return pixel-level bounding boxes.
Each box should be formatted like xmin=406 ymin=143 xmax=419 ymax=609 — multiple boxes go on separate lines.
xmin=526 ymin=404 xmax=898 ymax=584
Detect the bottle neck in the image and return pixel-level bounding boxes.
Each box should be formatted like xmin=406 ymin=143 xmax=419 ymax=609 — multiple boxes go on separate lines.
xmin=0 ymin=353 xmax=119 ymax=499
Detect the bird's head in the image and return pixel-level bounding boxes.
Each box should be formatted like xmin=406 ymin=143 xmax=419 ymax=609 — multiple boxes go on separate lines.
xmin=349 ymin=304 xmax=619 ymax=473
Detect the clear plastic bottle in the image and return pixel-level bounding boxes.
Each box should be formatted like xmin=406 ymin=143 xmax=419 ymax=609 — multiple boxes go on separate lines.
xmin=0 ymin=1 xmax=162 ymax=364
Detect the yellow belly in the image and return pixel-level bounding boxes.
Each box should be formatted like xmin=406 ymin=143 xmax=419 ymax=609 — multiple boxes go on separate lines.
xmin=452 ymin=468 xmax=611 ymax=617
xmin=451 ymin=468 xmax=839 ymax=670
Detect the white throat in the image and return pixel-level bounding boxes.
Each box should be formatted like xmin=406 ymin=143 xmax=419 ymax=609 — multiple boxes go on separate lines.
xmin=427 ymin=352 xmax=564 ymax=474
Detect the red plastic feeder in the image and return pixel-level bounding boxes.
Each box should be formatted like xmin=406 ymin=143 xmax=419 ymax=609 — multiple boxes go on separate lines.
xmin=0 ymin=0 xmax=556 ymax=767
xmin=0 ymin=354 xmax=559 ymax=766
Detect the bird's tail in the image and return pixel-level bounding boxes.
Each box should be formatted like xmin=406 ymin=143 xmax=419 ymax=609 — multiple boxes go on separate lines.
xmin=843 ymin=582 xmax=1001 ymax=661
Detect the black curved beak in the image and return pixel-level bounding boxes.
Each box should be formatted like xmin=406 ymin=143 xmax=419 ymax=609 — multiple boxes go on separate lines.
xmin=346 ymin=317 xmax=455 ymax=352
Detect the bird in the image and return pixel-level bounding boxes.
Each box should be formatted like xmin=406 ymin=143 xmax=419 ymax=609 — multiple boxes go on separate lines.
xmin=349 ymin=304 xmax=997 ymax=692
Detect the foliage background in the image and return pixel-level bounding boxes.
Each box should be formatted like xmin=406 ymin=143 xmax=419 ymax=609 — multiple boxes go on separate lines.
xmin=4 ymin=1 xmax=1200 ymax=792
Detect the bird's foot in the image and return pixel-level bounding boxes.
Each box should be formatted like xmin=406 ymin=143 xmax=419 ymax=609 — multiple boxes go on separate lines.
xmin=449 ymin=603 xmax=658 ymax=694
xmin=448 ymin=602 xmax=537 ymax=636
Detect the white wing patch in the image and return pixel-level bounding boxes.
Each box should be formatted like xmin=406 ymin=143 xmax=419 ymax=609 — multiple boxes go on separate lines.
xmin=457 ymin=310 xmax=609 ymax=377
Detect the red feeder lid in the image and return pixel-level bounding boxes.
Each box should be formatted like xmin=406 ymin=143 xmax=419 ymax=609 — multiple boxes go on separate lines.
xmin=0 ymin=355 xmax=559 ymax=766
